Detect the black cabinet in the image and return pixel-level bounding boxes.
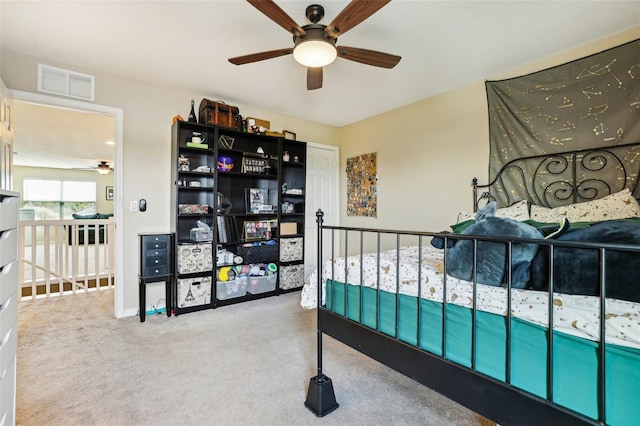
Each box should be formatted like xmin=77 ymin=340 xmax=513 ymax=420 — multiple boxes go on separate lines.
xmin=139 ymin=233 xmax=173 ymax=322
xmin=170 ymin=120 xmax=306 ymax=315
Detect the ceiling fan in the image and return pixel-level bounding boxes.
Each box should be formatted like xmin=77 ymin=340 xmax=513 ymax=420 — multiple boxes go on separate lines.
xmin=73 ymin=161 xmax=114 ymax=175
xmin=228 ymin=0 xmax=401 ymax=90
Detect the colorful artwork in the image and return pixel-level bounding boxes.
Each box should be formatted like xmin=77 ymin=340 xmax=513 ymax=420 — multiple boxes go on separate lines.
xmin=346 ymin=152 xmax=377 ymax=217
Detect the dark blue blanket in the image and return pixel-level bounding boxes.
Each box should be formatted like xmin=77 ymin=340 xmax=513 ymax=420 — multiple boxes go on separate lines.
xmin=529 ymin=219 xmax=640 ymax=303
xmin=432 ymin=203 xmax=543 ymax=288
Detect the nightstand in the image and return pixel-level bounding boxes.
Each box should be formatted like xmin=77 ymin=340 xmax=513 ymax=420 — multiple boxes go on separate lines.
xmin=139 ymin=233 xmax=173 ymax=322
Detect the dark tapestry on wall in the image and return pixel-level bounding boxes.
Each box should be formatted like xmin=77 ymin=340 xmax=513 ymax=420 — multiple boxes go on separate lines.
xmin=486 ymin=39 xmax=640 ymax=208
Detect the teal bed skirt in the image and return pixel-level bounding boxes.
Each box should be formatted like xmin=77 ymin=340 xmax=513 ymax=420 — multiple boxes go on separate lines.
xmin=326 ymin=280 xmax=640 ymax=425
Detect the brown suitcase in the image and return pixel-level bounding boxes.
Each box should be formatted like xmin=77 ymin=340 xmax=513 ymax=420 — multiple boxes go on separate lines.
xmin=198 ymin=99 xmax=241 ymax=129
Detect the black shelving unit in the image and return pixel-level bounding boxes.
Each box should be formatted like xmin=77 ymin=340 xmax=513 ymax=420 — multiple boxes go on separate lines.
xmin=278 ymin=139 xmax=307 ymax=293
xmin=170 ymin=121 xmax=307 ymax=315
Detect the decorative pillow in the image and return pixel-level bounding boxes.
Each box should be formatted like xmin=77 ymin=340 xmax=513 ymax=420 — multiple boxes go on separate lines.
xmin=530 ymin=188 xmax=640 ymax=223
xmin=444 ymin=202 xmax=542 ymax=288
xmin=457 ymin=199 xmax=530 ymax=223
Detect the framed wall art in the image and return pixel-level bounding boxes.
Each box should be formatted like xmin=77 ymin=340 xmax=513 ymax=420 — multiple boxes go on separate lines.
xmin=346 ymin=152 xmax=377 ymax=217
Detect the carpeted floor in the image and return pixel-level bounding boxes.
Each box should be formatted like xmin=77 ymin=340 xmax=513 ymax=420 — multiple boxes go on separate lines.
xmin=16 ymin=289 xmax=487 ymax=425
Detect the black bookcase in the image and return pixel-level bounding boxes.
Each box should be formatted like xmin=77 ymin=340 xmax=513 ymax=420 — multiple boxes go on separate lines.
xmin=170 ymin=121 xmax=306 ymax=315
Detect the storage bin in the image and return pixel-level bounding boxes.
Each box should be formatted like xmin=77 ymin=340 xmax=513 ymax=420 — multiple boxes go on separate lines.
xmin=190 ymin=228 xmax=213 ymax=242
xmin=179 ymin=204 xmax=209 ymax=214
xmin=279 ymin=264 xmax=304 ymax=290
xmin=246 ymin=274 xmax=277 ymax=295
xmin=177 ymin=276 xmax=212 ymax=308
xmin=238 ymin=242 xmax=278 ymax=264
xmin=216 ymin=276 xmax=248 ymax=300
xmin=279 ymin=237 xmax=303 ymax=262
xmin=177 ymin=243 xmax=213 ymax=274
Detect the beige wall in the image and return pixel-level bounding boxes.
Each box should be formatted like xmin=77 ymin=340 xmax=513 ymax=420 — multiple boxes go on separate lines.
xmin=339 ymin=27 xmax=640 ymax=234
xmin=13 ymin=166 xmax=115 ymax=216
xmin=1 ymin=49 xmax=340 ymax=315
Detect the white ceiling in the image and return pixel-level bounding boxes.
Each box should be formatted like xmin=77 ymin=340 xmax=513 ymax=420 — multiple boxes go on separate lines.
xmin=2 ymin=1 xmax=639 ymax=169
xmin=11 ymin=101 xmax=116 ymax=170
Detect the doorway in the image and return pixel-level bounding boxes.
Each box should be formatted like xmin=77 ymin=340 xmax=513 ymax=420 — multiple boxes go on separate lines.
xmin=10 ymin=89 xmax=124 ymax=318
xmin=304 ymin=143 xmax=340 ymax=279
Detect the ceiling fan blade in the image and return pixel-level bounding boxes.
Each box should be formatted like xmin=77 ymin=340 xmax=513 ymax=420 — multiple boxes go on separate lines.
xmin=324 ymin=0 xmax=390 ymax=38
xmin=247 ymin=0 xmax=306 ymax=37
xmin=336 ymin=46 xmax=401 ymax=68
xmin=228 ymin=48 xmax=293 ymax=65
xmin=307 ymin=67 xmax=323 ymax=90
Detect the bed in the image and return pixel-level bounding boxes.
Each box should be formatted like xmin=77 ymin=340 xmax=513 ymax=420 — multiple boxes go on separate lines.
xmin=301 ymin=143 xmax=640 ymax=425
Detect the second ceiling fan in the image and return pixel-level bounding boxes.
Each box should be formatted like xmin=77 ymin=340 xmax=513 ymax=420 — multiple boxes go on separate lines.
xmin=228 ymin=0 xmax=401 ymax=90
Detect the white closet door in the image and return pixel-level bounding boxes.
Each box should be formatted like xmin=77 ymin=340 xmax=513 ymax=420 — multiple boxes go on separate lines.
xmin=304 ymin=144 xmax=339 ymax=280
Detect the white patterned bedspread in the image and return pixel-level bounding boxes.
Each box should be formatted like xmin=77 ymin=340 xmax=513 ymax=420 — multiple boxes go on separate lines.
xmin=301 ymin=245 xmax=640 ymax=349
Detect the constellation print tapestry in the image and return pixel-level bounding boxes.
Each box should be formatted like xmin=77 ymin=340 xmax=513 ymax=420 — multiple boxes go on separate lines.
xmin=486 ymin=39 xmax=640 ymax=207
xmin=346 ymin=152 xmax=377 ymax=217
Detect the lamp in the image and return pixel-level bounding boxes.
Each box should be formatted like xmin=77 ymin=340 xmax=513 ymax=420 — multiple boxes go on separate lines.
xmin=293 ymin=26 xmax=337 ymax=68
xmin=96 ymin=162 xmax=111 ymax=174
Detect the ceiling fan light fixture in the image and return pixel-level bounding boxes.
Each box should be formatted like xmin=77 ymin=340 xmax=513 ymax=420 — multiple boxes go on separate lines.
xmin=96 ymin=162 xmax=111 ymax=174
xmin=293 ymin=38 xmax=337 ymax=67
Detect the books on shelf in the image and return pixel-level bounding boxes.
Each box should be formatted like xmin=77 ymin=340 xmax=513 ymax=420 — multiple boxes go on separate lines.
xmin=216 ymin=216 xmax=239 ymax=243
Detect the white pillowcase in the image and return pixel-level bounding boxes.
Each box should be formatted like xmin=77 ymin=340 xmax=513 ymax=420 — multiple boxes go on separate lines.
xmin=457 ymin=199 xmax=530 ymax=223
xmin=530 ymin=188 xmax=640 ymax=223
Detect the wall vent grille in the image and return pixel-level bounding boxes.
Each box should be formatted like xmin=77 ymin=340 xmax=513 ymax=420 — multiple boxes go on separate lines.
xmin=37 ymin=64 xmax=95 ymax=101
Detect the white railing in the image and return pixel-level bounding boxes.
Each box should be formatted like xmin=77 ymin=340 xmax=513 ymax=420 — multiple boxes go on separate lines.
xmin=18 ymin=219 xmax=115 ymax=299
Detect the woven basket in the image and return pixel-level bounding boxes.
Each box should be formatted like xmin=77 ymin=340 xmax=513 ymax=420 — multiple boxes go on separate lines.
xmin=238 ymin=243 xmax=278 ymax=264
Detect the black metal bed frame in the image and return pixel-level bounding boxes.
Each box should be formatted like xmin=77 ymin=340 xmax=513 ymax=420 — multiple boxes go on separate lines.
xmin=304 ymin=143 xmax=640 ymax=425
xmin=472 ymin=142 xmax=640 ymax=210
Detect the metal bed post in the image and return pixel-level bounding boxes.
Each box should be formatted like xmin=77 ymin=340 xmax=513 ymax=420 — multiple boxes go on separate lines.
xmin=305 ymin=209 xmax=339 ymax=416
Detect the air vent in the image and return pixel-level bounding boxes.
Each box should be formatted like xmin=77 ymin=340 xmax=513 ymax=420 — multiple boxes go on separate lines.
xmin=37 ymin=64 xmax=95 ymax=101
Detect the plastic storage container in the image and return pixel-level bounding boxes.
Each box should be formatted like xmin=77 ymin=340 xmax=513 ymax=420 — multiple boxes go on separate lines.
xmin=216 ymin=276 xmax=248 ymax=300
xmin=246 ymin=274 xmax=277 ymax=295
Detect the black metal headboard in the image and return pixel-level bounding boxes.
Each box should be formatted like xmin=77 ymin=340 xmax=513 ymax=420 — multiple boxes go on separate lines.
xmin=472 ymin=142 xmax=640 ymax=212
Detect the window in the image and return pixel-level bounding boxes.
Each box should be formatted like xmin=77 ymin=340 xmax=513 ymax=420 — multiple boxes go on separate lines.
xmin=22 ymin=178 xmax=97 ymax=219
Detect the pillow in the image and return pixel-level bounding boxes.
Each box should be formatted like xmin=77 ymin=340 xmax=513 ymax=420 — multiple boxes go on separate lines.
xmin=444 ymin=202 xmax=543 ymax=288
xmin=530 ymin=188 xmax=640 ymax=223
xmin=457 ymin=199 xmax=530 ymax=223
